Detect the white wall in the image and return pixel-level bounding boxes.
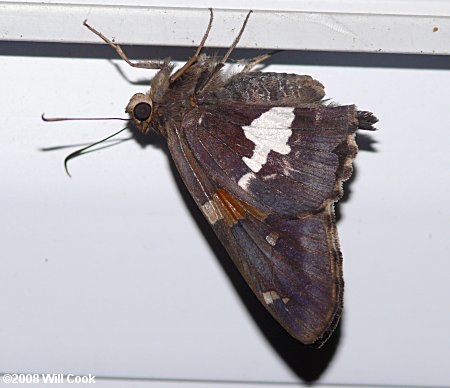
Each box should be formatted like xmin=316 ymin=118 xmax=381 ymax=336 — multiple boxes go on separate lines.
xmin=0 ymin=2 xmax=449 ymax=387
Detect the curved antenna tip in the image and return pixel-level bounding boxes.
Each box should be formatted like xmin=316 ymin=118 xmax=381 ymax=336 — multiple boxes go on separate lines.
xmin=61 ymin=126 xmax=129 ymax=178
xmin=64 ymin=159 xmax=73 ymax=178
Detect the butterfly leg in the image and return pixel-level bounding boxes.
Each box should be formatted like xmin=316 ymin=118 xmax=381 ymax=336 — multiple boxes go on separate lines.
xmin=193 ymin=10 xmax=253 ymax=95
xmin=219 ymin=10 xmax=253 ymax=64
xmin=83 ymin=20 xmax=165 ymax=69
xmin=169 ymin=9 xmax=214 ymax=83
xmin=240 ymin=51 xmax=280 ymax=72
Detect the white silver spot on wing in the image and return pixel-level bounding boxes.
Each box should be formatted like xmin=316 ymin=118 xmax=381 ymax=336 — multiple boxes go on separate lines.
xmin=200 ymin=200 xmax=222 ymax=225
xmin=237 ymin=172 xmax=255 ymax=191
xmin=262 ymin=173 xmax=277 ymax=181
xmin=262 ymin=290 xmax=280 ymax=305
xmin=265 ymin=231 xmax=279 ymax=247
xmin=242 ymin=107 xmax=295 ymax=173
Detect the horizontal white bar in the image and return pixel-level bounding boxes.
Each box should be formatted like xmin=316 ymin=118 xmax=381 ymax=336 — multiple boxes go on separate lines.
xmin=6 ymin=0 xmax=450 ymax=16
xmin=0 ymin=2 xmax=449 ymax=54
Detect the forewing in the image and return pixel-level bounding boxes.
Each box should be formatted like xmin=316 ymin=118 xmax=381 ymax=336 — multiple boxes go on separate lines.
xmin=185 ymin=102 xmax=359 ymax=217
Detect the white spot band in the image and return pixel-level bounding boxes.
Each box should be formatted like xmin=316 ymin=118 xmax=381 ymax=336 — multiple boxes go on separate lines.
xmin=237 ymin=172 xmax=255 ymax=191
xmin=265 ymin=231 xmax=279 ymax=247
xmin=242 ymin=107 xmax=295 ymax=173
xmin=201 ymin=200 xmax=222 ymax=225
xmin=262 ymin=290 xmax=289 ymax=306
xmin=262 ymin=290 xmax=280 ymax=305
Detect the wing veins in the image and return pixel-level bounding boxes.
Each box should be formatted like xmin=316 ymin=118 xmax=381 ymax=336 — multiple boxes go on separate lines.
xmin=197 ymin=120 xmax=329 ymax=205
xmin=203 ymin=112 xmax=339 ymax=190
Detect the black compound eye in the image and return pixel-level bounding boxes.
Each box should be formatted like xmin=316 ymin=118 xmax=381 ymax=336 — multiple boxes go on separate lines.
xmin=133 ymin=102 xmax=152 ymax=121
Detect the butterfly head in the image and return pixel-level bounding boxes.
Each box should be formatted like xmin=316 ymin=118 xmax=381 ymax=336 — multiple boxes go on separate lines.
xmin=126 ymin=93 xmax=154 ymax=134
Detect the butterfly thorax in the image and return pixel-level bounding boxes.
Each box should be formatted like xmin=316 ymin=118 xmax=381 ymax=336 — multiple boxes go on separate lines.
xmin=126 ymin=55 xmax=224 ymax=138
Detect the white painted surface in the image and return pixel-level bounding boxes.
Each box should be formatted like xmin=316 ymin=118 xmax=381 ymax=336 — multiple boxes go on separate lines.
xmin=0 ymin=1 xmax=450 ymax=54
xmin=6 ymin=0 xmax=450 ymax=15
xmin=0 ymin=10 xmax=450 ymax=388
xmin=0 ymin=377 xmax=362 ymax=388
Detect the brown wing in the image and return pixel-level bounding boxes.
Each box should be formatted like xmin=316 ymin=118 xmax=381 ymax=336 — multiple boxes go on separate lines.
xmin=165 ymin=107 xmax=358 ymax=346
xmin=184 ymin=102 xmax=359 ymax=217
xmin=164 ymin=72 xmax=376 ymax=346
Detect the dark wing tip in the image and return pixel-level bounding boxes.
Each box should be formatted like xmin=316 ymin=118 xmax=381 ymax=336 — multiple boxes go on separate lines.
xmin=357 ymin=110 xmax=378 ymax=131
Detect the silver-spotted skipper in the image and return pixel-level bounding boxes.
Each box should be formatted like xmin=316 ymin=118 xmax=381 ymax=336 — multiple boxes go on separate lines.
xmin=46 ymin=9 xmax=377 ymax=347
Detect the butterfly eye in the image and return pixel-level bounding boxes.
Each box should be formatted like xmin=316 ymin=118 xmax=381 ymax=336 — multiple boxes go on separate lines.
xmin=133 ymin=102 xmax=152 ymax=121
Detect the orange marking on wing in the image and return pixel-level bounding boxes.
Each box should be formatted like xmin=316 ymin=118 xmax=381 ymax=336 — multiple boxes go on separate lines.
xmin=214 ymin=188 xmax=267 ymax=226
xmin=215 ymin=188 xmax=245 ymax=225
xmin=240 ymin=199 xmax=267 ymax=222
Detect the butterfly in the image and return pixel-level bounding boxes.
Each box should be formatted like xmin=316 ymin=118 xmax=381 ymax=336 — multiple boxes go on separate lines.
xmin=75 ymin=9 xmax=377 ymax=347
